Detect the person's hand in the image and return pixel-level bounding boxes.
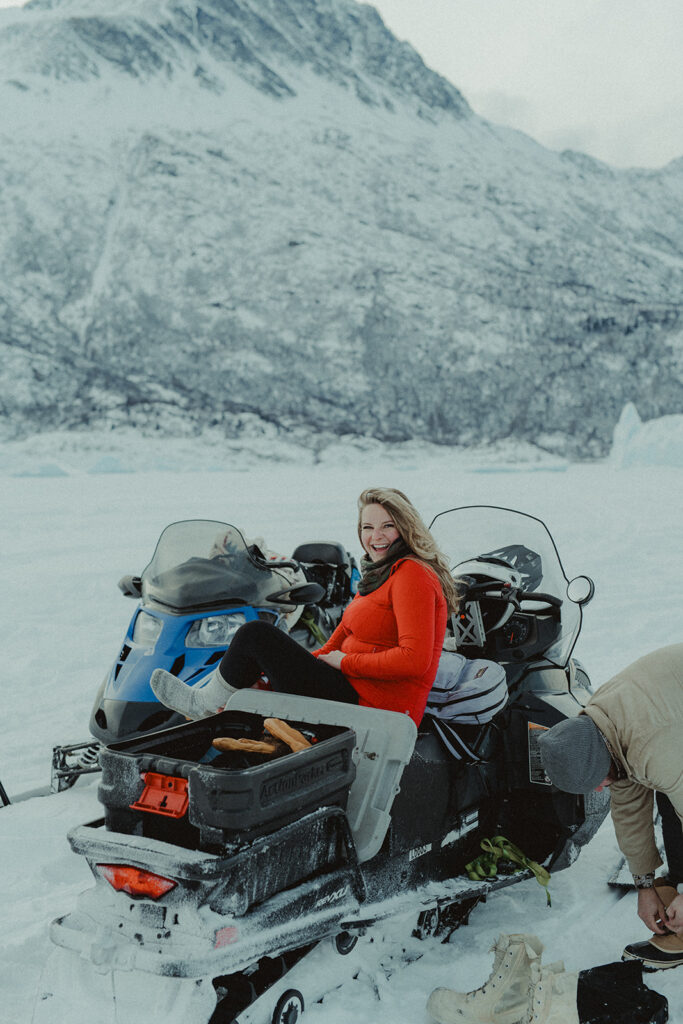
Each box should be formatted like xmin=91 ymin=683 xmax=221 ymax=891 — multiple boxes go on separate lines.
xmin=664 ymin=893 xmax=683 ymax=934
xmin=317 ymin=650 xmax=346 ymax=670
xmin=637 ymin=887 xmax=670 ymax=934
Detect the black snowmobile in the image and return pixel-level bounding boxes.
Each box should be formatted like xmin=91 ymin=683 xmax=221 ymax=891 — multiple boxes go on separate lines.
xmin=37 ymin=506 xmax=610 ymax=1024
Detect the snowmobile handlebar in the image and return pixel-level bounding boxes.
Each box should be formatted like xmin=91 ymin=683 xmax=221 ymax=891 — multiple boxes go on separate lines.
xmin=519 ymin=591 xmax=563 ymax=609
xmin=463 ymin=580 xmax=561 ymax=607
xmin=118 ymin=575 xmax=142 ymax=598
xmin=461 ymin=583 xmax=562 ymax=613
xmin=461 ymin=581 xmax=522 ymax=608
xmin=251 ymin=554 xmax=302 ymax=572
xmin=265 ymin=581 xmax=326 ymax=606
xmin=462 ymin=581 xmax=516 ymax=597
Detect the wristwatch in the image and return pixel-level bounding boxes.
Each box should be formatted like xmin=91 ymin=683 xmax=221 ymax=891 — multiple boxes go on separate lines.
xmin=632 ymin=872 xmax=655 ymax=889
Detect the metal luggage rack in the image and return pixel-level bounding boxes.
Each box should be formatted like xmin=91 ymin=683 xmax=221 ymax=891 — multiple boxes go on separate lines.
xmin=451 ymin=603 xmax=486 ymax=649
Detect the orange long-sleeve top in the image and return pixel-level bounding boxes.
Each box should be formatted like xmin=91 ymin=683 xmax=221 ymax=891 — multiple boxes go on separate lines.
xmin=314 ymin=558 xmax=447 ymax=725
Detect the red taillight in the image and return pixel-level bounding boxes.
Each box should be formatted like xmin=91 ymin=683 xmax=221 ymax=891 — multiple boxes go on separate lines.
xmin=97 ymin=864 xmax=177 ymax=899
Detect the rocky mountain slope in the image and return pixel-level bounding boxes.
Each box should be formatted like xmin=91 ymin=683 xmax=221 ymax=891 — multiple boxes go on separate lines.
xmin=1 ymin=0 xmax=681 ymax=456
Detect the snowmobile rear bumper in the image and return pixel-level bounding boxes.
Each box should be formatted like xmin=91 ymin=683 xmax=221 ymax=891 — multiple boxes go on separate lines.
xmin=49 ymin=868 xmax=363 ymax=979
xmin=51 ymin=811 xmax=366 ymax=978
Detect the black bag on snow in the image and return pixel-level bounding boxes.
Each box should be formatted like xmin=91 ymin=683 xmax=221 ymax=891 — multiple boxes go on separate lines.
xmin=576 ymin=960 xmax=668 ymax=1024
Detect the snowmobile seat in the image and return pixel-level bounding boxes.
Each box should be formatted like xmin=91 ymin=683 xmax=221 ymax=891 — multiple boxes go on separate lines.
xmin=291 ymin=542 xmax=354 ymax=608
xmin=291 ymin=541 xmax=349 ymax=567
xmin=226 ymin=689 xmax=417 ymax=863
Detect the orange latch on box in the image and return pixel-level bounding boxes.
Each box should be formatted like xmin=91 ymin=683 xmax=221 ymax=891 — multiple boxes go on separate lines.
xmin=130 ymin=771 xmax=189 ymax=818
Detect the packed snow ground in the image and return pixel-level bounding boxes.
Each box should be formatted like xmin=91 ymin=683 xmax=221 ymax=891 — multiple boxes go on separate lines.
xmin=1 ymin=425 xmax=682 ymax=1024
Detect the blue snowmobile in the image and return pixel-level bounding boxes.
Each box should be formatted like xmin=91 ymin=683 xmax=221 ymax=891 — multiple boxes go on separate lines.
xmin=51 ymin=520 xmax=359 ymax=790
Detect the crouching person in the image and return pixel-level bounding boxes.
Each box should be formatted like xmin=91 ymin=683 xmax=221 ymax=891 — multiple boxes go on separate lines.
xmin=538 ymin=643 xmax=683 ymax=970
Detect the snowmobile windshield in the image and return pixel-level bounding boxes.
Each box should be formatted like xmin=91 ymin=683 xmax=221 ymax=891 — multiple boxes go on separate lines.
xmin=140 ymin=521 xmax=296 ymax=612
xmin=429 ymin=506 xmax=582 ymax=668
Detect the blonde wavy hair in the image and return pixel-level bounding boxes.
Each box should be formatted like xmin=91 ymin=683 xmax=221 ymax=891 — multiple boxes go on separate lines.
xmin=357 ymin=487 xmax=460 ymax=614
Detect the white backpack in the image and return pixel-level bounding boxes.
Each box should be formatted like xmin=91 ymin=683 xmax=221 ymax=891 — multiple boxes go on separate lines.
xmin=424 ymin=651 xmax=509 ymax=763
xmin=425 ymin=650 xmax=508 ymax=725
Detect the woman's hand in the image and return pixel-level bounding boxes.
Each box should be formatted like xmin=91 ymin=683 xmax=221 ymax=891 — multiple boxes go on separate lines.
xmin=317 ymin=650 xmax=346 ymax=671
xmin=665 ymin=893 xmax=683 ymax=934
xmin=637 ymin=887 xmax=670 ymax=934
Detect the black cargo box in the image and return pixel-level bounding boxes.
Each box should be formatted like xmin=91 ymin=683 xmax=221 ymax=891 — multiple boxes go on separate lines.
xmin=98 ymin=709 xmax=356 ymax=850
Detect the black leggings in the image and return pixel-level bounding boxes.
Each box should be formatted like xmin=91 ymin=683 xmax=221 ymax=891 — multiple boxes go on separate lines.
xmin=657 ymin=791 xmax=683 ymax=886
xmin=218 ymin=620 xmax=359 ymax=705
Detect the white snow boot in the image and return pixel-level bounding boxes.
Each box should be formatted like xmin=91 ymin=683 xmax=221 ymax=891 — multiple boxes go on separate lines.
xmin=150 ymin=665 xmax=237 ymax=720
xmin=427 ymin=933 xmax=562 ymax=1024
xmin=521 ymin=960 xmax=579 ymax=1024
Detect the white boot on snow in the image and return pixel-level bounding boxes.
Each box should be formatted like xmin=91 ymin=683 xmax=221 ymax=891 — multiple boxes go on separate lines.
xmin=522 ymin=960 xmax=579 ymax=1024
xmin=150 ymin=666 xmax=237 ymax=720
xmin=427 ymin=933 xmax=563 ymax=1024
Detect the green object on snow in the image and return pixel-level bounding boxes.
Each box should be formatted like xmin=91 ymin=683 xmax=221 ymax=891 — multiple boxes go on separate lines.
xmin=465 ymin=835 xmax=552 ymax=906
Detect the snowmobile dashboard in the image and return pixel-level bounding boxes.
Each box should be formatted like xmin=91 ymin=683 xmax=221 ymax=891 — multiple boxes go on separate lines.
xmin=453 ymin=588 xmax=563 ymax=662
xmin=500 ymin=613 xmax=533 ymax=648
xmin=493 ymin=609 xmax=562 ymax=661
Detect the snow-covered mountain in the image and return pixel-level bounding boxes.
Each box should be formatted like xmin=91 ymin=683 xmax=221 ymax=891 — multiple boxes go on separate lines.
xmin=1 ymin=0 xmax=682 ymax=456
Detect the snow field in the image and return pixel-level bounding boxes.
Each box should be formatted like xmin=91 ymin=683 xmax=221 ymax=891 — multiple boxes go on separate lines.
xmin=1 ymin=436 xmax=682 ymax=1022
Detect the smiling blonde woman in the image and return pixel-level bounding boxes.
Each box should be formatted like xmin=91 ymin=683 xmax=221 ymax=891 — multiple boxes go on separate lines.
xmin=152 ymin=487 xmax=456 ymax=726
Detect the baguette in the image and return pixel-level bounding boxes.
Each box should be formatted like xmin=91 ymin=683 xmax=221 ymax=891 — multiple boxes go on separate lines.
xmin=263 ymin=717 xmax=313 ymax=752
xmin=212 ymin=736 xmax=286 ymax=755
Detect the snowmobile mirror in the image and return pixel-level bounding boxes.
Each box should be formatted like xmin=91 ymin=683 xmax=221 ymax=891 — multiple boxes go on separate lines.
xmin=265 ymin=582 xmax=326 ymax=606
xmin=566 ymin=575 xmax=595 ymax=605
xmin=118 ymin=575 xmax=142 ymax=598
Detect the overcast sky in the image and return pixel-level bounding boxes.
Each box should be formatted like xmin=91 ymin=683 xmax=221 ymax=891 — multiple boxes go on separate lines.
xmin=372 ymin=0 xmax=683 ymax=168
xmin=1 ymin=0 xmax=681 ymax=168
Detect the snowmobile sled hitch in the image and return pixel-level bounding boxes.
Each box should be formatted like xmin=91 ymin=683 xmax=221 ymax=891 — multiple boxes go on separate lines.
xmin=51 ymin=740 xmax=102 ymax=793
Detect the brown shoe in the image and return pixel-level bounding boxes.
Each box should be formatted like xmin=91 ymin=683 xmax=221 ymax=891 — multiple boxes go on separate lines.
xmin=622 ymin=931 xmax=683 ymax=971
xmin=653 ymin=879 xmax=678 ymax=905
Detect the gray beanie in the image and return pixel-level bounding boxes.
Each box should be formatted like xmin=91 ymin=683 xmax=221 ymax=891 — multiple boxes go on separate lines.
xmin=537 ymin=715 xmax=611 ymax=793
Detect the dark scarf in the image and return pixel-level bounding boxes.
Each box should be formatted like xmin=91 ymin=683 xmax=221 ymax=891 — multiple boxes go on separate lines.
xmin=357 ymin=538 xmax=411 ymax=596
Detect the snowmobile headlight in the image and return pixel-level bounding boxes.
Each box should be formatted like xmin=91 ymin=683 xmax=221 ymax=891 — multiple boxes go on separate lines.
xmin=186 ymin=613 xmax=247 ymax=648
xmin=132 ymin=611 xmax=163 ymax=647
